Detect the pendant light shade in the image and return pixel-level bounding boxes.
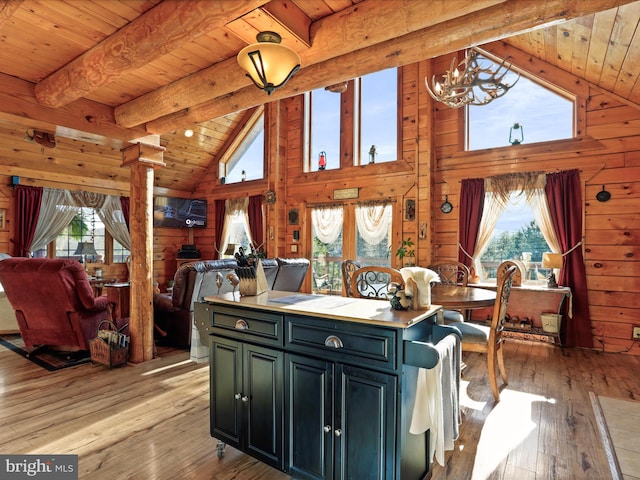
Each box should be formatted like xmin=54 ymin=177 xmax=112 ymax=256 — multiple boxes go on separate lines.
xmin=237 ymin=31 xmax=301 ymax=95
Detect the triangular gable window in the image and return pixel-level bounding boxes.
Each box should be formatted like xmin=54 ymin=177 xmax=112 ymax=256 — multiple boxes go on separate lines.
xmin=466 ymin=53 xmax=574 ymax=151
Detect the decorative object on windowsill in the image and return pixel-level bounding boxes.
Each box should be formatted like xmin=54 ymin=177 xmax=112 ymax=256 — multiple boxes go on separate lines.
xmin=596 ymin=185 xmax=611 ymax=202
xmin=509 ymin=122 xmax=524 ymax=145
xmin=440 ymin=195 xmax=453 ymax=214
xmin=395 ymin=238 xmax=416 ymax=267
xmin=388 ymin=282 xmax=412 ymax=311
xmin=368 ymin=145 xmax=377 ymax=164
xmin=318 ymin=151 xmax=327 ymax=170
xmin=241 ymin=170 xmax=246 ymax=181
xmin=237 ymin=31 xmax=301 ymax=95
xmin=425 ymin=48 xmax=520 ymax=108
xmin=325 ymin=81 xmax=348 ymax=93
xmin=265 ymin=190 xmax=276 ymax=204
xmin=542 ymin=252 xmax=562 ymax=288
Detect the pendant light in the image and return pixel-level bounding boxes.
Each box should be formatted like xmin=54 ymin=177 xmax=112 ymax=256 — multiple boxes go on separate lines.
xmin=237 ymin=31 xmax=301 ymax=95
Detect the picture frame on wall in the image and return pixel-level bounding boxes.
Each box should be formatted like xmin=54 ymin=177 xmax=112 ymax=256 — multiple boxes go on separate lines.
xmin=0 ymin=209 xmax=6 ymax=231
xmin=405 ymin=199 xmax=416 ymax=221
xmin=288 ymin=208 xmax=299 ymax=225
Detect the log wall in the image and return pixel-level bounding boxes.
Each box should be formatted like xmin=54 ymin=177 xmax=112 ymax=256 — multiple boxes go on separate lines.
xmin=430 ymin=53 xmax=640 ymax=354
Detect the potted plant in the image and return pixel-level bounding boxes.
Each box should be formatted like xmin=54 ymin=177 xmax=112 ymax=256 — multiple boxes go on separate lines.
xmin=395 ymin=238 xmax=416 ymax=266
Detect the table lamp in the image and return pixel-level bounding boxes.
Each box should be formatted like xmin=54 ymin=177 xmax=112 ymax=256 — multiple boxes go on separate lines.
xmin=542 ymin=252 xmax=562 ymax=288
xmin=74 ymin=241 xmax=98 ymax=273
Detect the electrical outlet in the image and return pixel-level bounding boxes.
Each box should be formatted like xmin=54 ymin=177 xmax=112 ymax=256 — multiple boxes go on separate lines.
xmin=633 ymin=326 xmax=640 ymax=339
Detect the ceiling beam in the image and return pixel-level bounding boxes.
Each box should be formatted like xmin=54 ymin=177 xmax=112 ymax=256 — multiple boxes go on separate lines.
xmin=114 ymin=0 xmax=506 ymax=128
xmin=147 ymin=0 xmax=635 ymax=134
xmin=0 ymin=72 xmax=146 ymax=142
xmin=33 ymin=0 xmax=269 ymax=108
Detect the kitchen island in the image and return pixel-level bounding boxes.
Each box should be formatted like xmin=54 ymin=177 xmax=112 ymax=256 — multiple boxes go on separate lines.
xmin=195 ymin=291 xmax=458 ymax=480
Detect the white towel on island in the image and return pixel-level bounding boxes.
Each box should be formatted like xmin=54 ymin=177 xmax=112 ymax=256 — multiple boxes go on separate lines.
xmin=409 ymin=333 xmax=461 ymax=466
xmin=400 ymin=267 xmax=440 ymax=308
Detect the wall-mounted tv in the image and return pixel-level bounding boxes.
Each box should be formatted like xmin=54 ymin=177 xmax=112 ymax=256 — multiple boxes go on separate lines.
xmin=153 ymin=197 xmax=207 ymax=228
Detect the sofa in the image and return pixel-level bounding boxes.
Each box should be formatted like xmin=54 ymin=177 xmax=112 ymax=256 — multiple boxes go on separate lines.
xmin=153 ymin=257 xmax=310 ymax=361
xmin=0 ymin=258 xmax=113 ymax=351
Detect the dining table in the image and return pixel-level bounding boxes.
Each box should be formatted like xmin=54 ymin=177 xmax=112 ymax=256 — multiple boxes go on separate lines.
xmin=430 ymin=283 xmax=497 ymax=323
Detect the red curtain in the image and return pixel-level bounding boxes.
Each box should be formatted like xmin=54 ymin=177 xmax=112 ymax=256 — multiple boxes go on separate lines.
xmin=457 ymin=178 xmax=485 ymax=271
xmin=545 ymin=169 xmax=592 ymax=348
xmin=214 ymin=199 xmax=225 ymax=260
xmin=119 ymin=196 xmax=130 ymax=230
xmin=248 ymin=194 xmax=264 ymax=253
xmin=14 ymin=185 xmax=43 ymax=257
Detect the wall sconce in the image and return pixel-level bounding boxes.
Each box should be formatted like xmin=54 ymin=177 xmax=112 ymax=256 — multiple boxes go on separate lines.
xmin=509 ymin=123 xmax=524 ymax=145
xmin=368 ymin=145 xmax=377 ymax=164
xmin=318 ymin=151 xmax=327 ymax=170
xmin=542 ymin=252 xmax=562 ymax=288
xmin=237 ymin=31 xmax=301 ymax=95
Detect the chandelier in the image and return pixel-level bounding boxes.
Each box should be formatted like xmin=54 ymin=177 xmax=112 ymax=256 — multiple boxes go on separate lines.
xmin=425 ymin=49 xmax=519 ymax=108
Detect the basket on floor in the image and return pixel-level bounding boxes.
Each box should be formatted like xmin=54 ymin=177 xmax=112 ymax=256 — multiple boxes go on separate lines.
xmin=90 ymin=320 xmax=129 ymax=368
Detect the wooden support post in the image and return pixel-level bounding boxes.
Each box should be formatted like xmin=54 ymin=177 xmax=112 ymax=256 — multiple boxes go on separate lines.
xmin=121 ymin=140 xmax=165 ymax=363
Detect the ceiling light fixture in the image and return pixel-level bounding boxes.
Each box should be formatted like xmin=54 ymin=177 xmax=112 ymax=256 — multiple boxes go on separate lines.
xmin=237 ymin=31 xmax=300 ymax=95
xmin=425 ymin=48 xmax=519 ymax=108
xmin=184 ymin=129 xmax=194 ymax=138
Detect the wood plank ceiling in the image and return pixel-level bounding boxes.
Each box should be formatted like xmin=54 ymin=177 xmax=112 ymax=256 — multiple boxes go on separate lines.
xmin=0 ymin=0 xmax=638 ymax=194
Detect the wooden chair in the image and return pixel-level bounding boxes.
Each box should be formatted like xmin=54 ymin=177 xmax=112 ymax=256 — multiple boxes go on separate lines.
xmin=341 ymin=260 xmax=361 ymax=297
xmin=428 ymin=261 xmax=471 ymax=322
xmin=350 ymin=265 xmax=403 ymax=300
xmin=449 ymin=265 xmax=517 ymax=402
xmin=496 ymin=260 xmax=524 ymax=286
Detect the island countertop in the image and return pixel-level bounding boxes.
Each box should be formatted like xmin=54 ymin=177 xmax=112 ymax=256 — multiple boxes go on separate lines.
xmin=202 ymin=290 xmax=441 ymax=329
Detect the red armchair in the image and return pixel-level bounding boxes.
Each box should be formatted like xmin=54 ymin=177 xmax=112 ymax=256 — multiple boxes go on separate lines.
xmin=0 ymin=258 xmax=111 ymax=351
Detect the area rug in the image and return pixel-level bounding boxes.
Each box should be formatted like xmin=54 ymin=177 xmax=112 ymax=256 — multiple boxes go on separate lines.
xmin=0 ymin=334 xmax=91 ymax=371
xmin=590 ymin=392 xmax=640 ymax=480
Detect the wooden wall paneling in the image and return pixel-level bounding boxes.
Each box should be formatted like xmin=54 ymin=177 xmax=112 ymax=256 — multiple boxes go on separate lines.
xmin=430 ymin=47 xmax=640 ymax=352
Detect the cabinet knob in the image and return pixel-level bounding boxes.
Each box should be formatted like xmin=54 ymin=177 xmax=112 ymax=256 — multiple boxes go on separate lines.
xmin=334 ymin=429 xmax=342 ymax=437
xmin=324 ymin=335 xmax=344 ymax=349
xmin=234 ymin=393 xmax=242 ymax=400
xmin=323 ymin=425 xmax=332 ymax=433
xmin=241 ymin=395 xmax=249 ymax=402
xmin=235 ymin=319 xmax=249 ymax=330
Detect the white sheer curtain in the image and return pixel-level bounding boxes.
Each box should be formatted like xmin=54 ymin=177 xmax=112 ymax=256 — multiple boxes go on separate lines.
xmin=30 ymin=189 xmax=77 ymax=252
xmin=99 ymin=196 xmax=131 ymax=251
xmin=355 ymin=202 xmax=391 ymax=245
xmin=472 ymin=192 xmax=506 ymax=280
xmin=220 ymin=197 xmax=251 ymax=254
xmin=312 ymin=206 xmax=343 ymax=244
xmin=527 ymin=187 xmax=561 ymax=253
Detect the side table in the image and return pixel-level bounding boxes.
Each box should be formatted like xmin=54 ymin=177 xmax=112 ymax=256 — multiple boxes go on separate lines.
xmin=104 ymin=282 xmax=130 ymax=320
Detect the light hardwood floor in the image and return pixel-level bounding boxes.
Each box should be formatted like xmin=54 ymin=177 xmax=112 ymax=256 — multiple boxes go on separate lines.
xmin=0 ymin=339 xmax=638 ymax=480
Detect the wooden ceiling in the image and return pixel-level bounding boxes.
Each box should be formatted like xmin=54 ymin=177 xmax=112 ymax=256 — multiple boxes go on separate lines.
xmin=0 ymin=0 xmax=638 ymax=194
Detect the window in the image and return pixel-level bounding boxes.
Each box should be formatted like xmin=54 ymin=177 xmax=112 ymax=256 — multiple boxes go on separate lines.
xmin=479 ymin=193 xmax=551 ymax=284
xmin=467 ymin=54 xmax=574 ymax=150
xmin=307 ymin=88 xmax=341 ymax=172
xmin=220 ymin=112 xmax=264 ymax=183
xmin=310 ymin=201 xmax=393 ymax=295
xmin=305 ymin=68 xmax=399 ymax=171
xmin=51 ymin=207 xmax=130 ymax=264
xmin=358 ymin=68 xmax=398 ymax=164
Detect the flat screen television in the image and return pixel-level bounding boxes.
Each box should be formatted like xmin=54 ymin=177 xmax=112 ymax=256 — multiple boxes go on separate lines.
xmin=153 ymin=197 xmax=207 ymax=228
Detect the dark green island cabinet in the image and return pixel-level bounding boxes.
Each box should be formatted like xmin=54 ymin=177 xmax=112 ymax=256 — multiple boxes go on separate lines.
xmin=195 ymin=291 xmax=458 ymax=480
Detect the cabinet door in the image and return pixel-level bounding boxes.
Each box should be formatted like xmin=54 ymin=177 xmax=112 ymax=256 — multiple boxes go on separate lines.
xmin=210 ymin=336 xmax=243 ymax=448
xmin=334 ymin=364 xmax=397 ymax=480
xmin=243 ymin=343 xmax=284 ymax=470
xmin=286 ymin=354 xmax=334 ymax=480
